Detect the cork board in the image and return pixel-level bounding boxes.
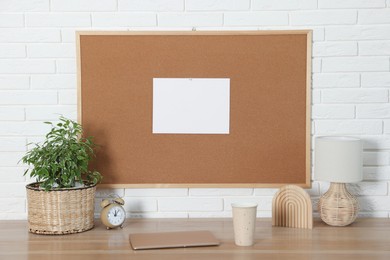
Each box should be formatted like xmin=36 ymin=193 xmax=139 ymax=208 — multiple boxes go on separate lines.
xmin=77 ymin=31 xmax=312 ymax=188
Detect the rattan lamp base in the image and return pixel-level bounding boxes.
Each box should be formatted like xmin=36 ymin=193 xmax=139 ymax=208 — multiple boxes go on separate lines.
xmin=318 ymin=182 xmax=359 ymax=227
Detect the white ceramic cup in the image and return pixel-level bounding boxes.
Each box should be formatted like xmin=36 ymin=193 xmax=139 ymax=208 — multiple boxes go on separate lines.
xmin=232 ymin=203 xmax=258 ymax=246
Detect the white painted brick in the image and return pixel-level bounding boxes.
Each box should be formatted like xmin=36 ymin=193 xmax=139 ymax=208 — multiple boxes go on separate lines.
xmin=313 ymin=42 xmax=357 ymax=57
xmin=290 ymin=11 xmax=357 ymax=26
xmin=358 ymin=196 xmax=390 ymax=211
xmin=0 ymin=199 xmax=25 ymax=213
xmin=186 ymin=0 xmax=250 ymax=11
xmin=312 ymin=58 xmax=321 ymax=73
xmin=301 ymin=27 xmax=325 ymax=41
xmin=31 ymin=75 xmax=76 ymax=89
xmin=313 ymin=105 xmax=355 ymax=119
xmin=198 ymin=27 xmax=259 ymax=32
xmin=322 ymin=57 xmax=389 ymax=72
xmin=56 ymin=60 xmax=76 ymax=73
xmin=25 ymin=173 xmax=36 ymax=184
xmin=358 ymin=211 xmax=389 ymax=218
xmin=0 ymin=76 xmax=29 ymax=90
xmin=0 ymin=138 xmax=26 ymax=151
xmin=385 ymin=120 xmax=390 ymax=134
xmin=61 ymin=28 xmax=89 ymax=43
xmin=189 ymin=188 xmax=253 ymax=196
xmin=312 ymin=89 xmax=321 ymax=104
xmin=224 ymin=197 xmax=272 ymax=211
xmin=326 ymin=25 xmax=390 ymax=40
xmin=0 ymin=60 xmax=55 ymax=74
xmin=123 ymin=198 xmax=157 ymax=212
xmin=364 ymin=167 xmax=390 ymax=180
xmin=59 ymin=90 xmax=76 ymax=105
xmin=158 ymin=198 xmax=223 ymax=211
xmin=359 ymin=41 xmax=390 ymax=55
xmin=0 ymin=152 xmax=25 ymax=167
xmin=26 ymin=137 xmax=47 ymax=146
xmin=61 ymin=25 xmax=127 ymax=43
xmin=0 ymin=213 xmax=27 ymax=220
xmin=51 ymin=0 xmax=117 ymax=12
xmin=313 ymin=28 xmax=325 ymax=42
xmin=359 ymin=9 xmax=390 ymax=24
xmin=119 ymin=0 xmax=184 ymax=11
xmin=364 ymin=152 xmax=390 ymax=166
xmin=224 ymin=12 xmax=288 ymax=26
xmin=315 ymin=120 xmax=383 ymax=135
xmin=26 ymin=13 xmax=91 ymax=27
xmin=3 ymin=184 xmax=26 ymax=198
xmin=92 ymin=13 xmax=157 ymax=27
xmin=130 ymin=26 xmax=194 ymax=31
xmin=128 ymin=212 xmax=188 ymax=218
xmin=0 ymin=44 xmax=26 ymax=58
xmin=319 ymin=0 xmax=386 ymax=9
xmin=256 ymin=27 xmax=324 ymax=41
xmin=362 ymin=136 xmax=390 ymax=150
xmin=313 ymin=73 xmax=360 ymax=88
xmin=0 ymin=14 xmax=24 ymax=28
xmin=0 ymin=29 xmax=60 ymax=43
xmin=95 ymin=188 xmax=125 ymax=198
xmin=62 ymin=28 xmax=128 ymax=43
xmin=0 ymin=0 xmax=49 ymax=12
xmin=307 ymin=182 xmax=321 ymax=196
xmin=357 ymin=104 xmax=390 ymax=119
xmin=253 ymin=188 xmax=278 ymax=196
xmin=317 ymin=182 xmax=329 ymax=195
xmin=26 ymin=106 xmax=76 ymax=120
xmin=348 ymin=182 xmax=388 ymax=196
xmin=322 ymin=89 xmax=388 ymax=103
xmin=125 ymin=188 xmax=188 ymax=197
xmin=0 ymin=167 xmax=26 ymax=183
xmin=254 ymin=184 xmax=319 ymax=196
xmin=0 ymin=107 xmax=25 ymax=121
xmin=362 ymin=73 xmax=390 ymax=87
xmin=27 ymin=44 xmax=75 ymax=58
xmin=258 ymin=211 xmax=273 ymax=218
xmin=0 ymin=0 xmax=389 ymax=219
xmin=188 ymin=212 xmax=231 ymax=218
xmin=252 ymin=0 xmax=317 ymax=10
xmin=0 ymin=91 xmax=57 ymax=105
xmin=158 ymin=13 xmax=223 ymax=27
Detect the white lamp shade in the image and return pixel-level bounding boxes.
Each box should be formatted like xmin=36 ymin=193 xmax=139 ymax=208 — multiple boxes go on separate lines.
xmin=315 ymin=136 xmax=363 ymax=183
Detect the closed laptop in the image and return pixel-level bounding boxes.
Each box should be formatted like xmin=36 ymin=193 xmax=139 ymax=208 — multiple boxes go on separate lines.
xmin=129 ymin=230 xmax=220 ymax=250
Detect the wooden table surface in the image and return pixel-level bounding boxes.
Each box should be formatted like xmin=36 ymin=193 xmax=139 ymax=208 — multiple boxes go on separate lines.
xmin=1 ymin=218 xmax=390 ymax=260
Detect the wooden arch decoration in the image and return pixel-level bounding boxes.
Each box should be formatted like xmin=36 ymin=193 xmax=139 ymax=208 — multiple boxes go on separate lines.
xmin=272 ymin=185 xmax=313 ymax=229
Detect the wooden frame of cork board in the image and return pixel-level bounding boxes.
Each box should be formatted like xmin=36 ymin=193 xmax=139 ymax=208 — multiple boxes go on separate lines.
xmin=76 ymin=31 xmax=312 ymax=188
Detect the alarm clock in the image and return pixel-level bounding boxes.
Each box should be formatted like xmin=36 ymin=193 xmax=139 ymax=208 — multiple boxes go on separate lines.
xmin=100 ymin=196 xmax=126 ymax=229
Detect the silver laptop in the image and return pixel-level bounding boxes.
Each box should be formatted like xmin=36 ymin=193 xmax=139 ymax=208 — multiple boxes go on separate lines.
xmin=129 ymin=230 xmax=220 ymax=250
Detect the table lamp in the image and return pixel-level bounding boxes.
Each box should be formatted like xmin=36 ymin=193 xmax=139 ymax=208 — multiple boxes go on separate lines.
xmin=315 ymin=136 xmax=363 ymax=226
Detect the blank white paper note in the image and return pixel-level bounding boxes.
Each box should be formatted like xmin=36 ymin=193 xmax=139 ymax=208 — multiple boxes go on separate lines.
xmin=153 ymin=78 xmax=230 ymax=134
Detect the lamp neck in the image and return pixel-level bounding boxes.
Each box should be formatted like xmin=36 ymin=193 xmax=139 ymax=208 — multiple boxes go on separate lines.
xmin=326 ymin=182 xmax=350 ymax=196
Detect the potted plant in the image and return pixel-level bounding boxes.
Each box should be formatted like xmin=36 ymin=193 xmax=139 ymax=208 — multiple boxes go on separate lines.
xmin=21 ymin=116 xmax=102 ymax=235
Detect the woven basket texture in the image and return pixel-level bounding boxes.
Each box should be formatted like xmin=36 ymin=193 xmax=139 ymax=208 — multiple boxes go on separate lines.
xmin=318 ymin=183 xmax=359 ymax=227
xmin=26 ymin=182 xmax=96 ymax=235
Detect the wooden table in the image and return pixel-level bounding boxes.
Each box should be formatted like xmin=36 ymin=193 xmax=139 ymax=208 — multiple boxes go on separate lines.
xmin=1 ymin=218 xmax=389 ymax=260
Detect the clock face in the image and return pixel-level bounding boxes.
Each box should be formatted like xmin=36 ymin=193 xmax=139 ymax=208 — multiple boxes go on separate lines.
xmin=107 ymin=205 xmax=126 ymax=226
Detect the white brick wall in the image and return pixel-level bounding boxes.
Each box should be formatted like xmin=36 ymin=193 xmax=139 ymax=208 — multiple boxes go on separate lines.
xmin=119 ymin=0 xmax=184 ymax=11
xmin=92 ymin=13 xmax=157 ymax=27
xmin=0 ymin=0 xmax=389 ymax=220
xmin=26 ymin=13 xmax=92 ymax=27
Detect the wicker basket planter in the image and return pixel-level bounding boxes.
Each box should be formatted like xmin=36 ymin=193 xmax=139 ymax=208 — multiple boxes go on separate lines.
xmin=26 ymin=182 xmax=96 ymax=235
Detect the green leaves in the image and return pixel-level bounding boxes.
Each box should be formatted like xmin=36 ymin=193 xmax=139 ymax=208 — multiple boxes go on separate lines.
xmin=21 ymin=116 xmax=102 ymax=191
